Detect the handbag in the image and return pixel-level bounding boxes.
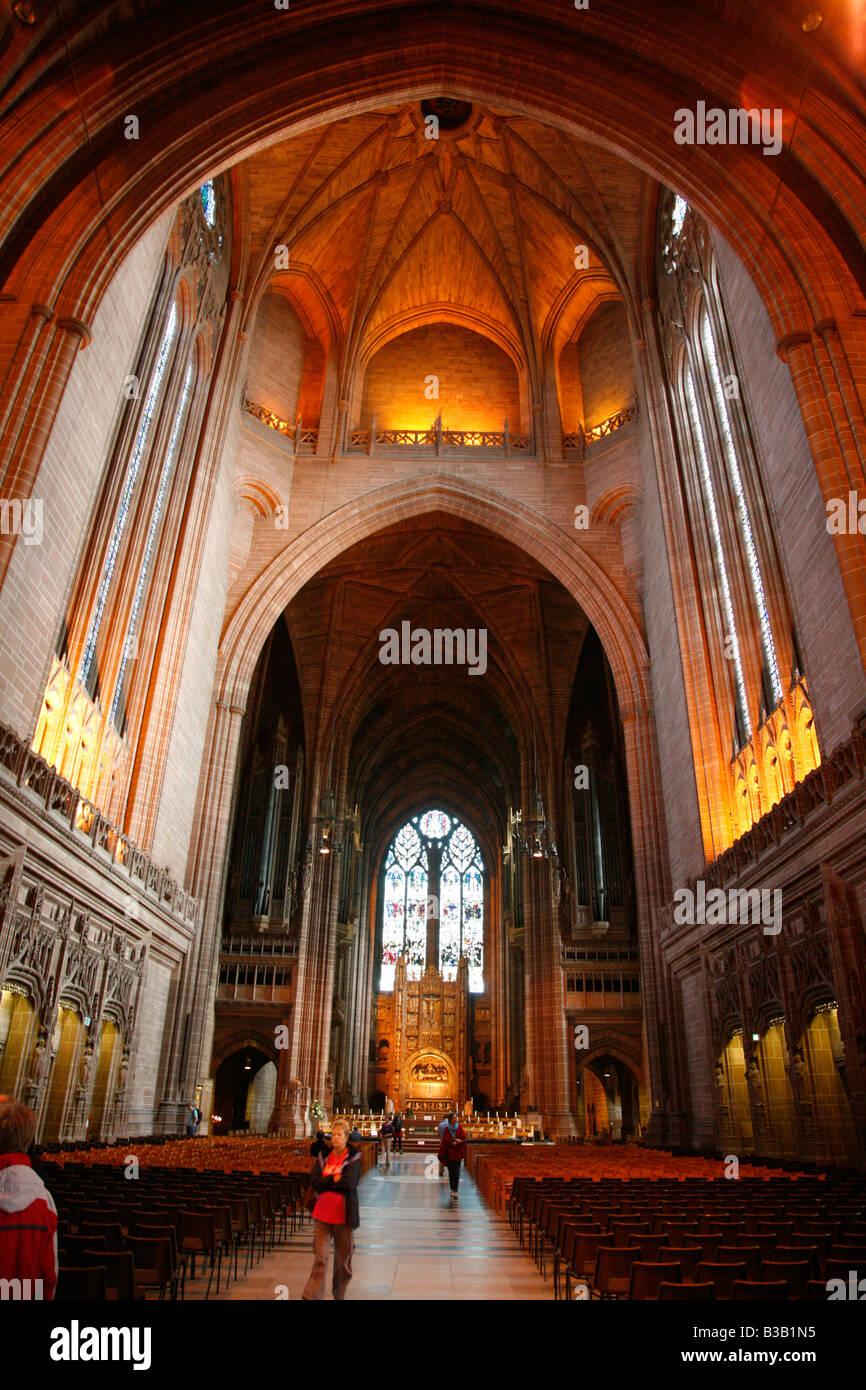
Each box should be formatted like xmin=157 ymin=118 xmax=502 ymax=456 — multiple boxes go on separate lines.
xmin=303 ymin=1185 xmax=317 ymax=1211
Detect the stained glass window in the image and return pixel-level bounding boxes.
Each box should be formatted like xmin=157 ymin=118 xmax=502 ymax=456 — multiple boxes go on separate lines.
xmin=201 ymin=181 xmax=216 ymax=228
xmin=662 ymin=194 xmax=689 ymax=274
xmin=418 ymin=809 xmax=450 ymax=839
xmin=700 ymin=307 xmax=782 ymax=708
xmin=683 ymin=362 xmax=752 ymax=742
xmin=110 ymin=358 xmax=195 ymax=726
xmin=380 ymin=809 xmax=484 ymax=992
xmin=80 ymin=301 xmax=179 ymax=688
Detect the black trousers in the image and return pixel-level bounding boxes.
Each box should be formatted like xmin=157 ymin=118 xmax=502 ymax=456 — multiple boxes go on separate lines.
xmin=447 ymin=1160 xmax=461 ymax=1192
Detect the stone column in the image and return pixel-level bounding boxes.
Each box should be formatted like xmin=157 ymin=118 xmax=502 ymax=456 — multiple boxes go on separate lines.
xmin=425 ymin=841 xmax=442 ymax=970
xmin=822 ymin=865 xmax=866 ymax=1167
xmin=0 ymin=302 xmax=54 ymax=463
xmin=169 ymin=695 xmax=246 ymax=1132
xmin=620 ymin=703 xmax=688 ymax=1146
xmin=0 ymin=317 xmax=90 ymax=590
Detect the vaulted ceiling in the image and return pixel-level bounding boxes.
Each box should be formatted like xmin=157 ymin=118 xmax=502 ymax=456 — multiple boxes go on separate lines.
xmin=234 ymin=100 xmax=650 ymax=396
xmin=284 ymin=513 xmax=592 ymax=854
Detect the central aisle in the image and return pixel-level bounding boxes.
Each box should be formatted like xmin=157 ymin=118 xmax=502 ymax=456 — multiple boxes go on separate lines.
xmin=213 ymin=1151 xmax=552 ymax=1300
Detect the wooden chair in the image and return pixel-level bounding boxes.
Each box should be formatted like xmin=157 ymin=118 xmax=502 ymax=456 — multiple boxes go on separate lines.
xmin=717 ymin=1244 xmax=761 ymax=1281
xmin=775 ymin=1245 xmax=819 ymax=1278
xmin=657 ymin=1281 xmax=714 ymax=1300
xmin=696 ymin=1261 xmax=747 ymax=1300
xmin=731 ymin=1280 xmax=789 ymax=1301
xmin=567 ymin=1231 xmax=608 ymax=1299
xmin=177 ymin=1212 xmax=220 ymax=1299
xmin=760 ymin=1260 xmax=811 ymax=1300
xmin=80 ymin=1220 xmax=124 ymax=1253
xmin=661 ymin=1247 xmax=701 ymax=1283
xmin=628 ymin=1261 xmax=681 ymax=1301
xmin=593 ymin=1246 xmax=642 ymax=1300
xmin=125 ymin=1236 xmax=175 ymax=1301
xmin=55 ymin=1266 xmax=106 ymax=1301
xmin=82 ymin=1249 xmax=136 ymax=1302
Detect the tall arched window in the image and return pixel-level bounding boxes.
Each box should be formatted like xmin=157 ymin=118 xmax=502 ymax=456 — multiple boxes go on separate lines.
xmin=381 ymin=809 xmax=484 ymax=992
xmin=657 ymin=188 xmax=820 ymax=843
xmin=79 ymin=299 xmax=179 ymax=697
xmin=699 ymin=305 xmax=782 ymax=709
xmin=681 ymin=358 xmax=752 ymax=745
xmin=110 ymin=355 xmax=195 ymax=730
xmin=31 ymin=178 xmax=229 ymax=816
xmin=661 ymin=192 xmax=785 ymax=750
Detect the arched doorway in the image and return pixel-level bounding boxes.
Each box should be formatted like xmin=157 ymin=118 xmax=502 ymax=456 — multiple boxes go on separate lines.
xmin=717 ymin=1032 xmax=754 ymax=1155
xmin=213 ymin=1046 xmax=276 ymax=1134
xmin=88 ymin=1017 xmax=122 ymax=1141
xmin=801 ymin=1006 xmax=858 ymax=1166
xmin=757 ymin=1021 xmax=797 ymax=1160
xmin=41 ymin=1004 xmax=84 ymax=1143
xmin=577 ymin=1053 xmax=640 ymax=1140
xmin=0 ymin=986 xmax=37 ymax=1096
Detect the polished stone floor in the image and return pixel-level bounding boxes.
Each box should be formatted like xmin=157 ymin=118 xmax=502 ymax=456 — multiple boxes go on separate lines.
xmin=206 ymin=1151 xmax=552 ymax=1301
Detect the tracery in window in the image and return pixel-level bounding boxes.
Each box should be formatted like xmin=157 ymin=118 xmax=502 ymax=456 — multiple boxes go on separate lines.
xmin=79 ymin=301 xmax=179 ymax=690
xmin=111 ymin=357 xmax=195 ymax=727
xmin=381 ymin=809 xmax=484 ymax=992
xmin=381 ymin=822 xmax=428 ymax=992
xmin=657 ymin=186 xmax=821 ymax=848
xmin=683 ymin=362 xmax=751 ymax=744
xmin=700 ymin=307 xmax=782 ymax=708
xmin=201 ymin=180 xmax=216 ymax=228
xmin=662 ymin=193 xmax=689 ymax=274
xmin=440 ymin=820 xmax=484 ymax=990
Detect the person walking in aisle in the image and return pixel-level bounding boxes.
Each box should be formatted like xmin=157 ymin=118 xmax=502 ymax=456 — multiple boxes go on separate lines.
xmin=392 ymin=1111 xmax=403 ymax=1155
xmin=380 ymin=1116 xmax=394 ymax=1168
xmin=437 ymin=1112 xmax=467 ymax=1201
xmin=302 ymin=1118 xmax=361 ymax=1300
xmin=437 ymin=1111 xmax=450 ymax=1177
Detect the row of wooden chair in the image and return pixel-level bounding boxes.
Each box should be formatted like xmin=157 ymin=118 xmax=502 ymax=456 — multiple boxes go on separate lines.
xmin=501 ymin=1173 xmax=865 ymax=1302
xmin=564 ymin=1242 xmax=866 ymax=1301
xmin=48 ymin=1165 xmax=312 ymax=1299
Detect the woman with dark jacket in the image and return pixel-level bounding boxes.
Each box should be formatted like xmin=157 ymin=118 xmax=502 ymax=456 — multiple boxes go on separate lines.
xmin=309 ymin=1129 xmax=330 ymax=1158
xmin=302 ymin=1118 xmax=361 ymax=1300
xmin=437 ymin=1112 xmax=467 ymax=1200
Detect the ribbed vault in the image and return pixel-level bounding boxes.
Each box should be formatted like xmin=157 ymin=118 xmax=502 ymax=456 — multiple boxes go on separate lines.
xmin=283 ymin=512 xmax=590 ymax=855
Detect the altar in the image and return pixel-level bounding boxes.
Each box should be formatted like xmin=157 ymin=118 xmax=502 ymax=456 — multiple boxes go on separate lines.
xmin=406 ymin=1101 xmax=454 ymax=1120
xmin=374 ymin=954 xmax=469 ymax=1111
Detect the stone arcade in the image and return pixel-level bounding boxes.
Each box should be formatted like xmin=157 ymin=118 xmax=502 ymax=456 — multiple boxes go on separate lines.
xmin=0 ymin=2 xmax=864 ymax=1178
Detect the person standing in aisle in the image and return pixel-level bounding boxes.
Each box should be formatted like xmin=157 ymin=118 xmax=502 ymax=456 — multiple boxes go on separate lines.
xmin=437 ymin=1111 xmax=450 ymax=1177
xmin=437 ymin=1112 xmax=467 ymax=1201
xmin=380 ymin=1116 xmax=394 ymax=1168
xmin=302 ymin=1118 xmax=361 ymax=1300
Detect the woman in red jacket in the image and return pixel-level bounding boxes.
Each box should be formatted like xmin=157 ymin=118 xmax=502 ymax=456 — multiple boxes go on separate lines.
xmin=302 ymin=1118 xmax=361 ymax=1300
xmin=437 ymin=1112 xmax=467 ymax=1201
xmin=0 ymin=1101 xmax=58 ymax=1300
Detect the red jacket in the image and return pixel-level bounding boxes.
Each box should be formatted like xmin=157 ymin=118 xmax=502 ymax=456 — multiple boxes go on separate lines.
xmin=0 ymin=1153 xmax=58 ymax=1300
xmin=437 ymin=1124 xmax=467 ymax=1165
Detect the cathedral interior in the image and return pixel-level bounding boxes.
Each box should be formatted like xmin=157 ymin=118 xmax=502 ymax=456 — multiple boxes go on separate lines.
xmin=1 ymin=1 xmax=866 ymax=1190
